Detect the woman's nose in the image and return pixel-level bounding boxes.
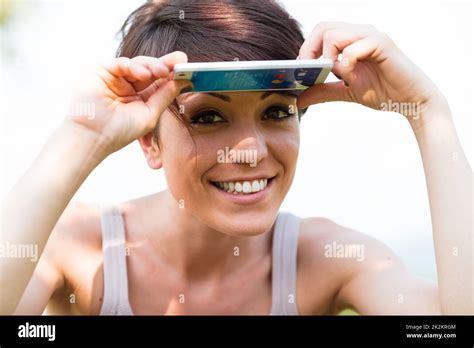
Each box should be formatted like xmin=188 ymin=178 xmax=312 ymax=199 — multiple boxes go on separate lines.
xmin=227 ymin=126 xmax=268 ymax=167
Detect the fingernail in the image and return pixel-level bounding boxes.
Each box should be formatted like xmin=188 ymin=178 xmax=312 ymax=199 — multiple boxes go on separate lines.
xmin=341 ymin=57 xmax=349 ymax=68
xmin=180 ymin=85 xmax=193 ymax=94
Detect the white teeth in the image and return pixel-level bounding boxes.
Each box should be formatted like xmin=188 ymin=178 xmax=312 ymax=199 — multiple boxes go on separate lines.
xmin=213 ymin=177 xmax=271 ymax=195
xmin=234 ymin=182 xmax=243 ymax=193
xmin=251 ymin=180 xmax=260 ymax=192
xmin=242 ymin=181 xmax=252 ymax=193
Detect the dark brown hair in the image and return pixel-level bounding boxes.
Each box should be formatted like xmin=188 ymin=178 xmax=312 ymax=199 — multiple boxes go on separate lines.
xmin=116 ymin=0 xmax=305 ymax=139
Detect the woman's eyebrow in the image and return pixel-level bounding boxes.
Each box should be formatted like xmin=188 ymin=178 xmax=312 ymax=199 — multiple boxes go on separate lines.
xmin=260 ymin=90 xmax=300 ymax=100
xmin=206 ymin=91 xmax=298 ymax=101
xmin=207 ymin=93 xmax=231 ymax=102
xmin=180 ymin=92 xmax=230 ymax=102
xmin=181 ymin=90 xmax=299 ymax=102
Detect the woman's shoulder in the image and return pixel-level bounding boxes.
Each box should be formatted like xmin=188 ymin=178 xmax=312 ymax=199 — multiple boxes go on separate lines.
xmin=22 ymin=201 xmax=105 ymax=314
xmin=50 ymin=201 xmax=103 ymax=249
xmin=44 ymin=201 xmax=106 ymax=280
xmin=48 ymin=198 xmax=146 ymax=258
xmin=295 ymin=216 xmax=399 ymax=314
xmin=297 ymin=216 xmax=398 ymax=267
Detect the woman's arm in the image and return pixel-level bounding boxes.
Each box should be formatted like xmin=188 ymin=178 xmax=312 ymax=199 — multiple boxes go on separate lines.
xmin=0 ymin=122 xmax=105 ymax=314
xmin=298 ymin=22 xmax=472 ymax=314
xmin=409 ymin=99 xmax=472 ymax=314
xmin=1 ymin=52 xmax=191 ymax=314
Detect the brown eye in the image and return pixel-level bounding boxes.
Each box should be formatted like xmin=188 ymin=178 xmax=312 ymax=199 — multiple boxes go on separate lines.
xmin=264 ymin=106 xmax=293 ymax=121
xmin=191 ymin=110 xmax=225 ymax=124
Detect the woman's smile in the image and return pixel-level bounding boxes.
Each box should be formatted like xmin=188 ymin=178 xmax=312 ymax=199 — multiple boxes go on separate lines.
xmin=208 ymin=175 xmax=277 ymax=204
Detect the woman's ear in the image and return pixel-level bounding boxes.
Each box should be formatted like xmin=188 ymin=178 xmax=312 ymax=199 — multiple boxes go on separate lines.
xmin=138 ymin=131 xmax=162 ymax=170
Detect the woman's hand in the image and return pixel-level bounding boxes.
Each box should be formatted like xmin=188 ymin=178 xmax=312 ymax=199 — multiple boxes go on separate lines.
xmin=297 ymin=22 xmax=447 ymax=126
xmin=68 ymin=51 xmax=192 ymax=158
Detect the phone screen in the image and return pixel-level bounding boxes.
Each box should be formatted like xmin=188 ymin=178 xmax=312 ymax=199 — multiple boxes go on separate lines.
xmin=183 ymin=67 xmax=323 ymax=92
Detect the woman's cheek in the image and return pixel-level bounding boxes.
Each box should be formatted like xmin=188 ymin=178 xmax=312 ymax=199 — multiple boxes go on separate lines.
xmin=270 ymin=127 xmax=300 ymax=191
xmin=159 ymin=118 xmax=202 ymax=208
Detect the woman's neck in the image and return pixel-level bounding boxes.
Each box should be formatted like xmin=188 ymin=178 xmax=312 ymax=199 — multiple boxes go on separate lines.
xmin=122 ymin=190 xmax=273 ymax=283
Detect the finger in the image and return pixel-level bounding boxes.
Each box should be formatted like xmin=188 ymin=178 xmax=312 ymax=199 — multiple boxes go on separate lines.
xmin=322 ymin=28 xmax=367 ymax=61
xmin=298 ymin=22 xmax=348 ymax=59
xmin=131 ymin=56 xmax=170 ymax=78
xmin=97 ymin=52 xmax=189 ymax=97
xmin=339 ymin=36 xmax=385 ymax=75
xmin=297 ymin=81 xmax=351 ymax=108
xmin=145 ymin=80 xmax=193 ymax=123
xmin=97 ymin=58 xmax=151 ymax=97
xmin=129 ymin=56 xmax=170 ymax=92
xmin=137 ymin=78 xmax=168 ymax=102
xmin=121 ymin=51 xmax=188 ymax=93
xmin=105 ymin=57 xmax=152 ymax=82
xmin=156 ymin=51 xmax=189 ymax=71
xmin=320 ymin=26 xmax=376 ymax=85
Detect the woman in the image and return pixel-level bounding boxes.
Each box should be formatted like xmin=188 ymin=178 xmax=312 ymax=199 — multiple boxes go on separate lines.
xmin=1 ymin=0 xmax=472 ymax=315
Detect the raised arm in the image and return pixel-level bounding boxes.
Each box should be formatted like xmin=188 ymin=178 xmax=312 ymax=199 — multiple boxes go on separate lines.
xmin=0 ymin=52 xmax=191 ymax=314
xmin=298 ymin=22 xmax=473 ymax=314
xmin=408 ymin=100 xmax=472 ymax=314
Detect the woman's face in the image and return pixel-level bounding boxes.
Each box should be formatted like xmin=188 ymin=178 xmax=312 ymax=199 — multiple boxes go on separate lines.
xmin=155 ymin=91 xmax=300 ymax=237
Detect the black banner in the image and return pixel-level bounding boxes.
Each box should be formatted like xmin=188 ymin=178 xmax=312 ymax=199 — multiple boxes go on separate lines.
xmin=0 ymin=315 xmax=473 ymax=346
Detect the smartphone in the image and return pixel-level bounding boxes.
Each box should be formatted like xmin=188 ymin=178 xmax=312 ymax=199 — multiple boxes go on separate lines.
xmin=172 ymin=59 xmax=333 ymax=93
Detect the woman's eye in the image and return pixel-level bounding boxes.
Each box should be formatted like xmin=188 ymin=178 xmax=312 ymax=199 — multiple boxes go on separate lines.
xmin=264 ymin=106 xmax=294 ymax=121
xmin=190 ymin=111 xmax=225 ymax=125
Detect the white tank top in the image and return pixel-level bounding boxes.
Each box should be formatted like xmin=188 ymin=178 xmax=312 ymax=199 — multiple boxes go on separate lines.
xmin=99 ymin=205 xmax=301 ymax=315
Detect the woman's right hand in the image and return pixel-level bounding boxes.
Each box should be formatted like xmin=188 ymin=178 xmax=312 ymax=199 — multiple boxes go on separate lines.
xmin=68 ymin=51 xmax=192 ymax=158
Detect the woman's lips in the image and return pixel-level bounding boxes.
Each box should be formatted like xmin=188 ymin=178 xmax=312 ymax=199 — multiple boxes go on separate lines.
xmin=209 ymin=176 xmax=276 ymax=204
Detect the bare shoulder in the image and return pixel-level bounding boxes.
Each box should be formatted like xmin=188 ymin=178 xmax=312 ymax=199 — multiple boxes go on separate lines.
xmin=42 ymin=201 xmax=104 ymax=293
xmin=15 ymin=201 xmax=104 ymax=314
xmin=47 ymin=201 xmax=103 ymax=256
xmin=296 ymin=216 xmax=402 ymax=314
xmin=298 ymin=217 xmax=400 ymax=266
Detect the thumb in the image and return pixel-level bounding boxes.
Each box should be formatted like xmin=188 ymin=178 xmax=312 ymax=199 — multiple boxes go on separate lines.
xmin=297 ymin=81 xmax=350 ymax=108
xmin=146 ymin=80 xmax=193 ymax=120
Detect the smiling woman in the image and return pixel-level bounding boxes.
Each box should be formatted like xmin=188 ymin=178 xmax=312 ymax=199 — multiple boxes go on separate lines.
xmin=142 ymin=87 xmax=300 ymax=237
xmin=1 ymin=0 xmax=472 ymax=318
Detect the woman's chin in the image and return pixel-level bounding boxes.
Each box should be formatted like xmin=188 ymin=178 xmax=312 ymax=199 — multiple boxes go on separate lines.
xmin=212 ymin=211 xmax=277 ymax=237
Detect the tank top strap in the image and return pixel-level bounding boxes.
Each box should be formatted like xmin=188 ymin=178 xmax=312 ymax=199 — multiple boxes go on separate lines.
xmin=99 ymin=204 xmax=133 ymax=315
xmin=270 ymin=212 xmax=301 ymax=315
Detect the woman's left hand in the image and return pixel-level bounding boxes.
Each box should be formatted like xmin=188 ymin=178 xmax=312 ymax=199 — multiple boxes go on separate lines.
xmin=297 ymin=22 xmax=447 ymax=123
xmin=298 ymin=23 xmax=474 ymax=316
